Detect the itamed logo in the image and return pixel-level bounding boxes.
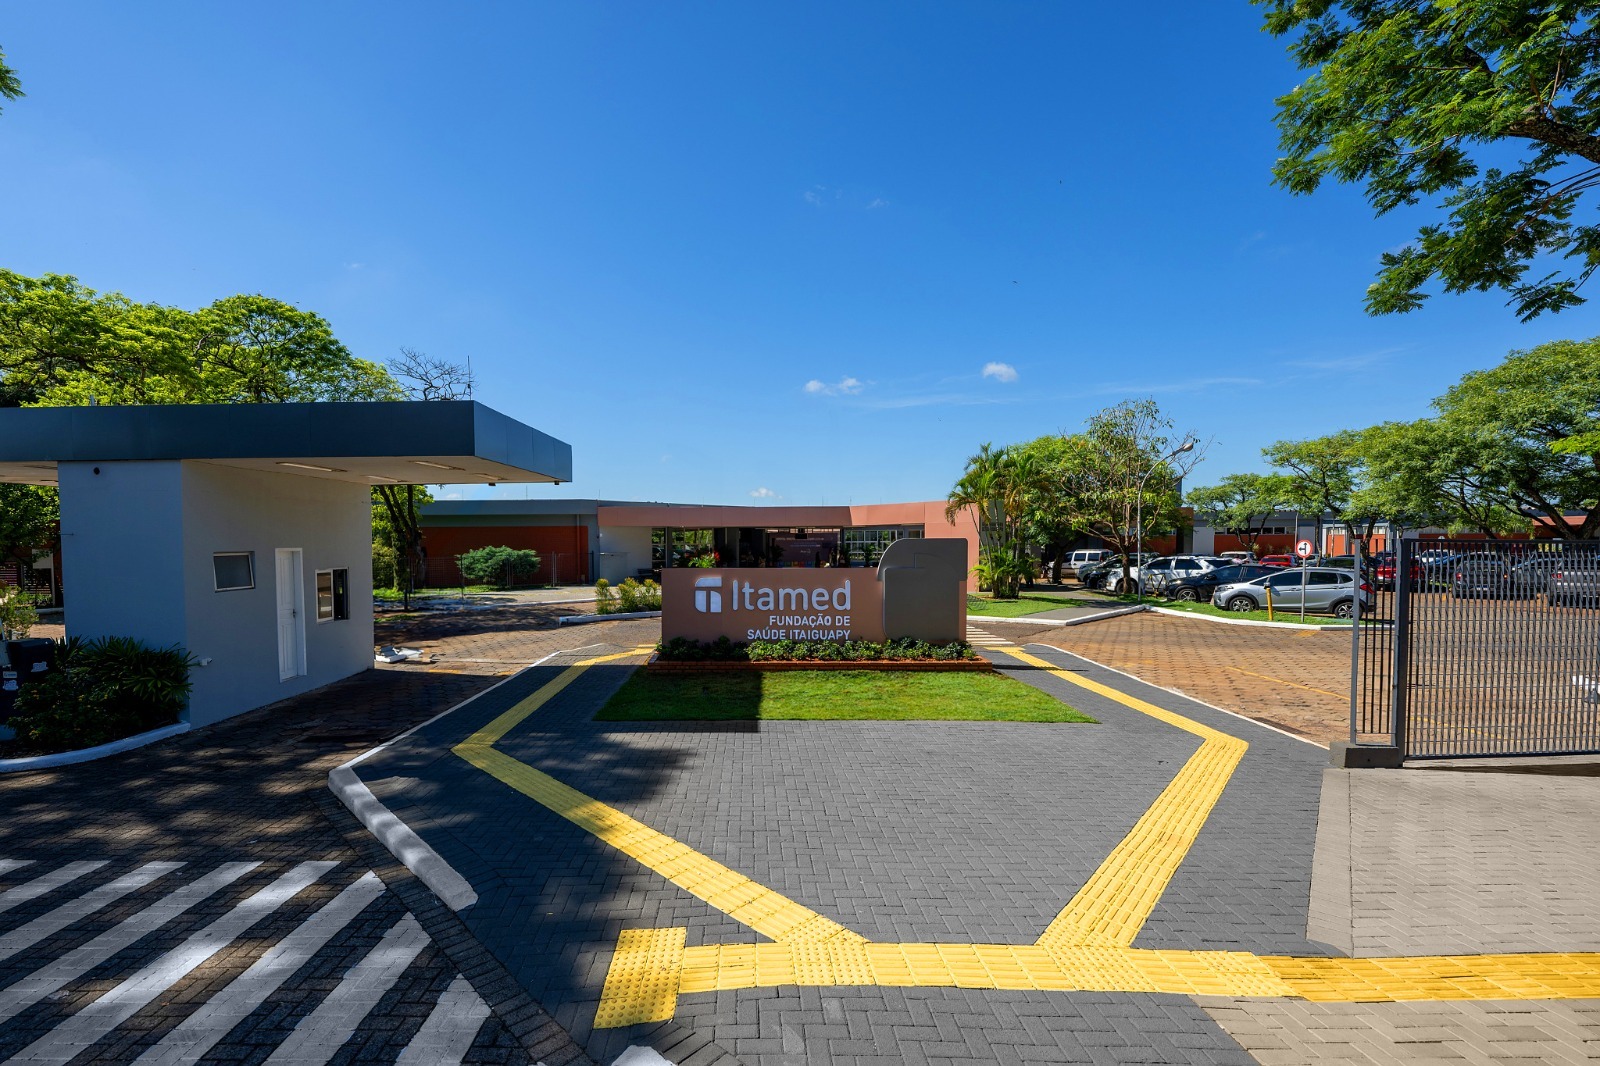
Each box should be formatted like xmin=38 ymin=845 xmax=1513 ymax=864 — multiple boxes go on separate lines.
xmin=694 ymin=575 xmax=723 ymax=613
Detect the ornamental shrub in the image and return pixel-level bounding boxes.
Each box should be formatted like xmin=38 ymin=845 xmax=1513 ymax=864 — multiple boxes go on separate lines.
xmin=594 ymin=578 xmax=617 ymax=613
xmin=654 ymin=637 xmax=976 ymax=663
xmin=615 ymin=578 xmax=662 ymax=612
xmin=457 ymin=546 xmax=542 ymax=588
xmin=8 ymin=636 xmax=194 ymax=754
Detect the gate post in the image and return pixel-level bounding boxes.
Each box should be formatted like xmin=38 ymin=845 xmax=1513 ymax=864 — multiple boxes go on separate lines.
xmin=1389 ymin=535 xmax=1415 ymax=758
xmin=1331 ymin=535 xmax=1406 ymax=768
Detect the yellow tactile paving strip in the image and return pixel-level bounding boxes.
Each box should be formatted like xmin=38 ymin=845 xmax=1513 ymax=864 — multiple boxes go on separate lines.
xmin=447 ymin=642 xmax=1600 ymax=1028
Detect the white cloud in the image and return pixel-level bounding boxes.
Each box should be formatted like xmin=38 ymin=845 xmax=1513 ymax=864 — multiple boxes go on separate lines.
xmin=803 ymin=187 xmax=824 ymax=206
xmin=438 ymin=492 xmax=463 ymax=500
xmin=866 ymin=198 xmax=888 ymax=209
xmin=982 ymin=361 xmax=1019 ymax=383
xmin=750 ymin=487 xmax=779 ymax=499
xmin=804 ymin=376 xmax=863 ymax=396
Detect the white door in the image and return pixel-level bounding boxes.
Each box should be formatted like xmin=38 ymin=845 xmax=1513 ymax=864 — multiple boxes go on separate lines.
xmin=275 ymin=548 xmax=306 ymax=681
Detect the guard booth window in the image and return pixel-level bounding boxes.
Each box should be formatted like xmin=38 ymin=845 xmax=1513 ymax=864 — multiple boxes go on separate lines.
xmin=316 ymin=568 xmax=349 ymax=621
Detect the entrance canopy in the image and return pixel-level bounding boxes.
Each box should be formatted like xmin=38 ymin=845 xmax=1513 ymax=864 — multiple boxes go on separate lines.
xmin=0 ymin=400 xmax=572 ymax=486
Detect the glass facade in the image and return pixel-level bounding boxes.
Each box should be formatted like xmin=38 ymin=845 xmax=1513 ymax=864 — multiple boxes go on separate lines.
xmin=648 ymin=524 xmax=925 ymax=571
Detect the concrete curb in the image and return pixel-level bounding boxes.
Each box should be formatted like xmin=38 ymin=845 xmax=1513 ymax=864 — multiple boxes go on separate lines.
xmin=972 ymin=605 xmax=1151 ymax=627
xmin=327 ymin=765 xmax=479 ymax=911
xmin=558 ymin=610 xmax=662 ymax=625
xmin=0 ymin=722 xmax=190 ymax=774
xmin=326 ymin=648 xmax=578 ymax=912
xmin=1147 ymin=606 xmax=1350 ymax=631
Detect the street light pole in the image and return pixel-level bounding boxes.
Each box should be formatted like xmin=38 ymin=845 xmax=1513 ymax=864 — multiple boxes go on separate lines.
xmin=1134 ymin=439 xmax=1195 ymax=604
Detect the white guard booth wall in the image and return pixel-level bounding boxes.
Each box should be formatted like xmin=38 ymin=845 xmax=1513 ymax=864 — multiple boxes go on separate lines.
xmin=59 ymin=460 xmax=375 ymax=727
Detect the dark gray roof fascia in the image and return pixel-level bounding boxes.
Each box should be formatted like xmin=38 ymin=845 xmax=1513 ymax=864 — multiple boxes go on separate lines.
xmin=0 ymin=401 xmax=572 ymax=481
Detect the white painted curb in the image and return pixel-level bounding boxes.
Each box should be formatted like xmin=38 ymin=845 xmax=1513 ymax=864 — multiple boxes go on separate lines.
xmin=0 ymin=722 xmax=190 ymax=774
xmin=328 ymin=647 xmax=584 ymax=911
xmin=557 ymin=610 xmax=662 ymax=626
xmin=1147 ymin=606 xmax=1350 ymax=631
xmin=975 ymin=605 xmax=1153 ymax=627
xmin=328 ymin=765 xmax=479 ymax=911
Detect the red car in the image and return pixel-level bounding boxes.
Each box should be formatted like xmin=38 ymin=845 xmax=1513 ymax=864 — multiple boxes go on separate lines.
xmin=1374 ymin=558 xmax=1425 ymax=590
xmin=1258 ymin=555 xmax=1296 ymax=569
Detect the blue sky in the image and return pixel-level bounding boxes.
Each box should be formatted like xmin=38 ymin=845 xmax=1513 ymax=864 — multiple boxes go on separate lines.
xmin=3 ymin=4 xmax=1592 ymax=505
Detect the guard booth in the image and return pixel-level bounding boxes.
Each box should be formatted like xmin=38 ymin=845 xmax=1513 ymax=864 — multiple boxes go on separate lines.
xmin=0 ymin=401 xmax=572 ymax=728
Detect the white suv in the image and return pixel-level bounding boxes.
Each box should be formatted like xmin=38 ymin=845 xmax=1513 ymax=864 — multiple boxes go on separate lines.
xmin=1104 ymin=555 xmax=1231 ymax=595
xmin=1065 ymin=548 xmax=1114 ymax=577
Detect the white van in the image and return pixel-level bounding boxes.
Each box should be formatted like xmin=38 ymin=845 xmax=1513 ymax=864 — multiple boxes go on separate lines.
xmin=1066 ymin=548 xmax=1114 ymax=577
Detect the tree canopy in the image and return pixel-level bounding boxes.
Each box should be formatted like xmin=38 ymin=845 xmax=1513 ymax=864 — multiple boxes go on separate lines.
xmin=0 ymin=271 xmax=402 ymax=407
xmin=0 ymin=46 xmax=21 ymax=114
xmin=1186 ymin=473 xmax=1293 ymax=553
xmin=1261 ymin=1 xmax=1600 ymax=319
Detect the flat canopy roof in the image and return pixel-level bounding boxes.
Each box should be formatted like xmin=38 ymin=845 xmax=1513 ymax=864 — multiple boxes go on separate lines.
xmin=0 ymin=400 xmax=572 ymax=486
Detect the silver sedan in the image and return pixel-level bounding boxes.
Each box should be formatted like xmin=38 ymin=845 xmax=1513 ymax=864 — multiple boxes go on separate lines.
xmin=1210 ymin=566 xmax=1374 ymax=618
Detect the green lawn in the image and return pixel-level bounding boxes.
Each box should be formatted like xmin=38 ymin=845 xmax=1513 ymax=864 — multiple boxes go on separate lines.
xmin=965 ymin=593 xmax=1113 ymax=617
xmin=597 ymin=670 xmax=1095 ymax=723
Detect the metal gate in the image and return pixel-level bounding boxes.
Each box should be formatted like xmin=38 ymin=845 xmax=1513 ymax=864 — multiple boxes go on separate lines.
xmin=1351 ymin=536 xmax=1600 ymax=759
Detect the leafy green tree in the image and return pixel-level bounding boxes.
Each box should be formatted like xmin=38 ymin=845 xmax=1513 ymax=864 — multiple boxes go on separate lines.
xmin=0 ymin=271 xmax=190 ymax=406
xmin=1066 ymin=400 xmax=1202 ymax=592
xmin=1186 ymin=473 xmax=1293 ymax=555
xmin=0 ymin=271 xmax=402 ymax=407
xmin=946 ymin=443 xmax=1036 ymax=598
xmin=1353 ymin=420 xmax=1527 ymax=536
xmin=1012 ymin=434 xmax=1093 ymax=582
xmin=0 ymin=484 xmax=57 ymax=581
xmin=1261 ymin=1 xmax=1600 ymax=319
xmin=1264 ymin=430 xmax=1384 ymax=547
xmin=1426 ymin=337 xmax=1600 ymax=537
xmin=0 ymin=46 xmax=22 ymax=114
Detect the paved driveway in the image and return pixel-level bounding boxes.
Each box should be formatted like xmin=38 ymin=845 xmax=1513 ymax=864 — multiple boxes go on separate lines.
xmin=350 ymin=637 xmax=1334 ymax=1065
xmin=1008 ymin=613 xmax=1352 ymax=746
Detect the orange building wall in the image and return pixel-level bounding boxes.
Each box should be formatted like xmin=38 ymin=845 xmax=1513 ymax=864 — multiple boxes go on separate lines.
xmin=418 ymin=525 xmax=589 ymax=585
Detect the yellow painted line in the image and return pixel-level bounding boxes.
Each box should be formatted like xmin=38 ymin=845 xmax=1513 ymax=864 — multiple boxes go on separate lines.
xmin=1224 ymin=665 xmax=1347 ymax=701
xmin=452 ymin=647 xmax=865 ymax=965
xmin=992 ymin=645 xmax=1248 ymax=949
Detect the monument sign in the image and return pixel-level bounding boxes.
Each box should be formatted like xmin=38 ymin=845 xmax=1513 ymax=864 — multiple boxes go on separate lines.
xmin=661 ymin=537 xmax=968 ymax=645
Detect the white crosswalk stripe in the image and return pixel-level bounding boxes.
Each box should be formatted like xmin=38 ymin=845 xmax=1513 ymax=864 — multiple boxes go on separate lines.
xmin=132 ymin=873 xmax=387 ymax=1066
xmin=263 ymin=913 xmax=432 ymax=1065
xmin=0 ymin=859 xmax=35 ymax=877
xmin=0 ymin=861 xmax=259 ymax=1026
xmin=0 ymin=860 xmax=109 ymax=915
xmin=0 ymin=859 xmax=501 ymax=1064
xmin=0 ymin=862 xmax=183 ymax=964
xmin=393 ymin=976 xmax=492 ymax=1066
xmin=8 ymin=862 xmax=339 ymax=1065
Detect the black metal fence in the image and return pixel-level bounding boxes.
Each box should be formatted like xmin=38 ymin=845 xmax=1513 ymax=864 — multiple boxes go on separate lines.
xmin=1351 ymin=536 xmax=1600 ymax=759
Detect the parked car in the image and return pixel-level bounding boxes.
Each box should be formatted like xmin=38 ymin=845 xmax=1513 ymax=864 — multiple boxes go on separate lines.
xmin=1217 ymin=550 xmax=1257 ymax=564
xmin=1108 ymin=555 xmax=1233 ymax=595
xmin=1162 ymin=563 xmax=1274 ymax=602
xmin=1075 ymin=558 xmax=1118 ymax=589
xmin=1501 ymin=554 xmax=1572 ymax=598
xmin=1548 ymin=565 xmax=1600 ymax=608
xmin=1257 ymin=554 xmax=1296 ymax=569
xmin=1373 ymin=556 xmax=1426 ymax=590
xmin=1211 ymin=566 xmax=1374 ymax=618
xmin=1448 ymin=552 xmax=1511 ymax=597
xmin=1064 ymin=548 xmax=1115 ymax=578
